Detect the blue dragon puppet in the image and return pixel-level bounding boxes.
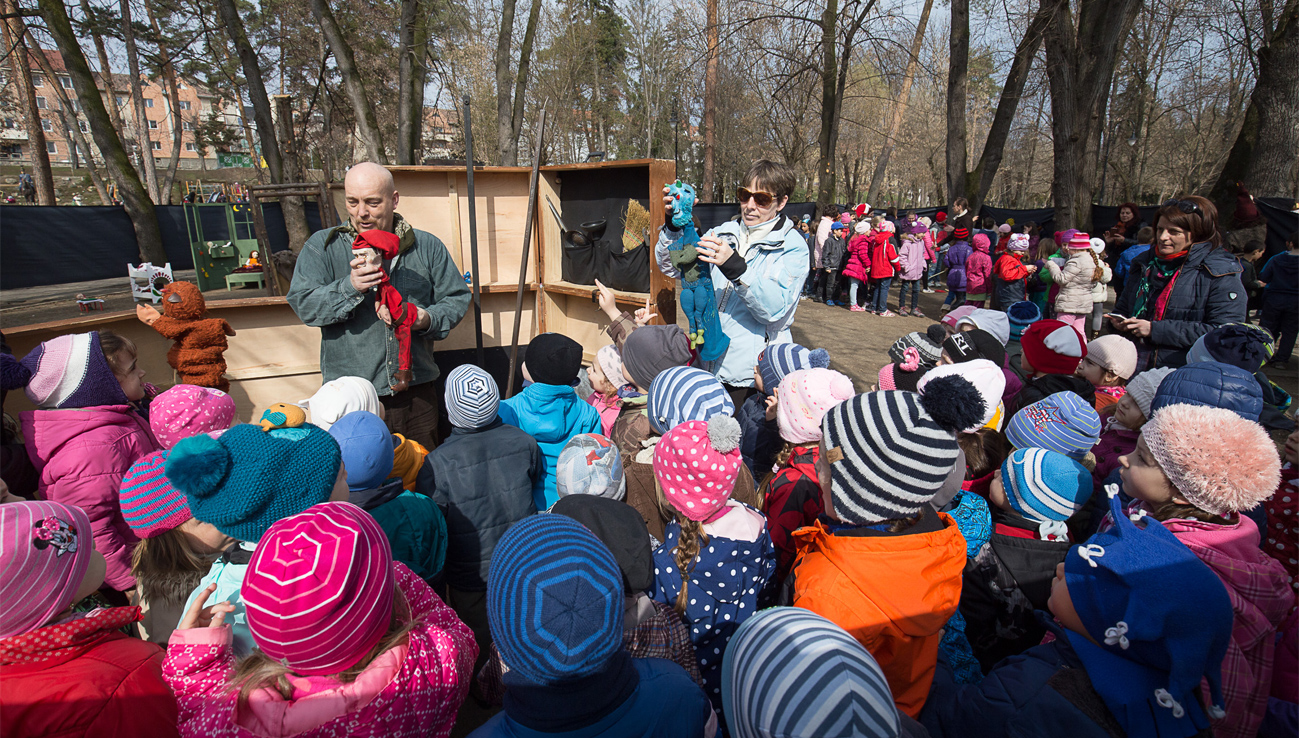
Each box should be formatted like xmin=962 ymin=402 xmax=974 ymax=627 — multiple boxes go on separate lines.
xmin=666 ymin=181 xmax=729 ymax=361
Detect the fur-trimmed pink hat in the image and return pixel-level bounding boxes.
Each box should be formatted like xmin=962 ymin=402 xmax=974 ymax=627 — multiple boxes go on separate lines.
xmin=1141 ymin=404 xmax=1281 ymax=516
xmin=776 ymin=368 xmax=855 ymax=444
xmin=653 ymin=415 xmax=742 ymax=523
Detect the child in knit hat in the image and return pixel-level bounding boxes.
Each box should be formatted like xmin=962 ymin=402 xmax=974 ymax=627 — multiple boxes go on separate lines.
xmin=18 ymin=330 xmax=162 ymax=598
xmin=305 ymin=376 xmax=431 ymax=494
xmin=605 ymin=324 xmax=692 ymax=468
xmin=0 ymin=500 xmax=180 ymax=738
xmin=1114 ymin=404 xmax=1293 ymax=738
xmin=888 ymin=326 xmax=945 ymax=368
xmin=722 ymin=608 xmax=909 ymax=738
xmin=500 ymin=333 xmax=603 ymax=510
xmin=165 ymin=502 xmax=476 ymax=738
xmin=555 ymin=433 xmax=626 ymax=501
xmin=149 ymin=384 xmax=236 ymax=449
xmin=1005 ymin=391 xmax=1103 ymax=470
xmin=739 ymin=343 xmax=831 ymax=478
xmin=876 ymin=347 xmax=928 ymax=392
xmin=586 ymin=344 xmax=635 ymax=435
xmin=1046 ymin=231 xmax=1109 ymax=336
xmin=842 ymin=220 xmax=872 ymax=311
xmin=329 ymin=411 xmax=446 ymax=582
xmin=1092 ymin=366 xmax=1174 ymax=490
xmin=477 ymin=514 xmax=715 ymax=737
xmin=120 ymin=450 xmax=235 ymax=644
xmin=166 ymin=419 xmax=348 ymax=657
xmin=1013 ymin=318 xmax=1096 ymax=413
xmin=923 ymin=494 xmax=1235 ymax=738
xmin=964 ymin=233 xmax=993 ymax=308
xmin=961 ymin=448 xmax=1093 ymax=671
xmin=955 ymin=308 xmax=1011 ymax=347
xmin=1078 ymin=334 xmax=1138 ymax=413
xmin=896 ymin=222 xmax=929 ymax=316
xmin=422 ymin=364 xmax=539 ymax=675
xmin=791 ymin=376 xmax=985 ymax=718
xmin=650 ymin=415 xmax=776 ymax=726
xmin=992 ymin=232 xmax=1037 ymax=308
xmin=762 ymin=367 xmax=855 ymax=581
xmin=939 ymin=304 xmax=978 ymax=335
xmin=940 ymin=328 xmax=1006 ymax=368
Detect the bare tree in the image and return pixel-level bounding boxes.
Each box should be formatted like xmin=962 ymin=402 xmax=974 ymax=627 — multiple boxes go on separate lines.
xmin=866 ymin=0 xmax=933 ymax=203
xmin=398 ymin=0 xmax=436 ymax=164
xmin=1 ymin=0 xmax=54 ymax=204
xmin=120 ymin=0 xmax=161 ymax=202
xmin=144 ymin=0 xmax=184 ymax=204
xmin=213 ymin=0 xmax=282 ymax=178
xmin=494 ymin=0 xmax=542 ymax=165
xmin=702 ymin=0 xmax=718 ymax=199
xmin=311 ymin=0 xmax=385 ymax=162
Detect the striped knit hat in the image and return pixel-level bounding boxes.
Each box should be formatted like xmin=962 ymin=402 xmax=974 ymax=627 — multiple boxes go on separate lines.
xmin=757 ymin=343 xmax=830 ymax=396
xmin=821 ymin=381 xmax=983 ymax=525
xmin=242 ymin=502 xmax=394 ymax=675
xmin=1005 ymin=391 xmax=1102 ymax=460
xmin=150 ymin=384 xmax=237 ymax=449
xmin=888 ymin=328 xmax=944 ymax=368
xmin=1001 ymin=448 xmax=1093 ymax=523
xmin=776 ymin=368 xmax=855 ymax=444
xmin=20 ymin=332 xmax=128 ymax=409
xmin=722 ymin=608 xmax=900 ymax=738
xmin=648 ymin=366 xmax=734 ymax=435
xmin=444 ymin=364 xmax=499 ymax=429
xmin=487 ymin=514 xmax=624 ymax=684
xmin=119 ymin=450 xmax=191 ymax=538
xmin=0 ymin=501 xmax=95 ymax=638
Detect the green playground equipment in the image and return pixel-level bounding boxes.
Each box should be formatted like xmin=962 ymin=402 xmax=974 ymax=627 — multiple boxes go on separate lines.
xmin=183 ymin=202 xmax=262 ymax=292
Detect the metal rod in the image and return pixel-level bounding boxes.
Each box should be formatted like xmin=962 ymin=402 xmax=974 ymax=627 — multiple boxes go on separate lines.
xmin=507 ymin=109 xmax=547 ymax=398
xmin=463 ymin=94 xmax=485 ymax=368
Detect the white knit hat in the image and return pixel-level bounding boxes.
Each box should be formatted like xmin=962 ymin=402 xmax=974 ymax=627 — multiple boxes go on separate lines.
xmin=1124 ymin=367 xmax=1175 ymax=420
xmin=302 ymin=376 xmax=383 ymax=432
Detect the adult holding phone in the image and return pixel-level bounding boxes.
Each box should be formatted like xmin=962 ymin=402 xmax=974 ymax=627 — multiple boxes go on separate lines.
xmin=654 ymin=159 xmax=809 ymax=406
xmin=1110 ymin=196 xmax=1245 ymax=369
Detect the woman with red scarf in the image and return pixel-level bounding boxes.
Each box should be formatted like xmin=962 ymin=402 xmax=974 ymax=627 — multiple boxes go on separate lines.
xmin=1111 ymin=196 xmax=1245 ymax=369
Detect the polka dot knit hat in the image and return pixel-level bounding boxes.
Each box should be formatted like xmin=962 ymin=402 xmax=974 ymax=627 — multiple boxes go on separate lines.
xmin=0 ymin=500 xmax=94 ymax=638
xmin=654 ymin=416 xmax=744 ymax=523
xmin=487 ymin=514 xmax=624 ymax=684
xmin=242 ymin=502 xmax=394 ymax=675
xmin=775 ymin=368 xmax=855 ymax=444
xmin=149 ymin=384 xmax=237 ymax=449
xmin=119 ymin=450 xmax=191 ymax=538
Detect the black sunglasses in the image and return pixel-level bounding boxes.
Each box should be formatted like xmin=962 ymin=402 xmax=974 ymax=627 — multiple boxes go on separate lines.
xmin=1162 ymin=199 xmax=1202 ymax=216
xmin=737 ymin=187 xmax=776 ymax=208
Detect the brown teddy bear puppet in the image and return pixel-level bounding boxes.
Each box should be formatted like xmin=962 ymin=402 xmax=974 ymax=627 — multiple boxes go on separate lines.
xmin=137 ymin=282 xmax=236 ymax=392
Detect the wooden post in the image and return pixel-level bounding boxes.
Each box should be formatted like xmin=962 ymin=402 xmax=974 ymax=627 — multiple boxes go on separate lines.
xmin=463 ymin=95 xmax=484 ymax=368
xmin=507 ymin=110 xmax=546 ymax=398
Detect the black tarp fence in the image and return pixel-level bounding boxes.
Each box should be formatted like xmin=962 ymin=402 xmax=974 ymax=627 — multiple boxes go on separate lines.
xmin=1 ymin=201 xmax=332 ymax=291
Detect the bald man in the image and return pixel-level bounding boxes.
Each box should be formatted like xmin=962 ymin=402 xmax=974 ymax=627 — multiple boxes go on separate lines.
xmin=288 ymin=162 xmax=470 ymax=449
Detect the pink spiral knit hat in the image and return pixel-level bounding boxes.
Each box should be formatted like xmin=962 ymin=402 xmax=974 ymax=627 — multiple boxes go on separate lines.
xmin=119 ymin=450 xmax=191 ymax=538
xmin=1066 ymin=232 xmax=1093 ymax=249
xmin=0 ymin=500 xmax=94 ymax=637
xmin=150 ymin=384 xmax=237 ymax=449
xmin=653 ymin=416 xmax=743 ymax=523
xmin=776 ymin=368 xmax=855 ymax=444
xmin=242 ymin=502 xmax=395 ymax=675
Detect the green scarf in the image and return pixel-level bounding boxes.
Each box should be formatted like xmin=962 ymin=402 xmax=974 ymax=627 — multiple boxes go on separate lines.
xmin=1131 ymin=251 xmax=1187 ymax=319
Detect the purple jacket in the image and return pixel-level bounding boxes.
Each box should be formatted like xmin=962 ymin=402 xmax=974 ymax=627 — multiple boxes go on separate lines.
xmin=21 ymin=406 xmax=160 ymax=591
xmin=946 ymin=241 xmax=973 ymax=291
xmin=1092 ymin=423 xmax=1139 ymax=486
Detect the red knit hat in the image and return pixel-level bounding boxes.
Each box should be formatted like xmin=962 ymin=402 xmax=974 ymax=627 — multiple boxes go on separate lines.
xmin=1021 ymin=319 xmax=1087 ymax=375
xmin=935 ymin=211 xmax=948 ymax=223
xmin=352 ymin=230 xmax=399 ymax=259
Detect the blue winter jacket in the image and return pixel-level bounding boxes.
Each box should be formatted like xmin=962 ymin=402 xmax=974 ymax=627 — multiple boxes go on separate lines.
xmin=180 ymin=542 xmax=256 ymax=657
xmin=1149 ymin=360 xmax=1263 ymax=422
xmin=656 ymin=215 xmax=809 ymax=386
xmin=735 ymin=393 xmax=780 ymax=479
xmin=1115 ymin=242 xmax=1151 ymax=286
xmin=499 ymin=382 xmax=602 ymax=510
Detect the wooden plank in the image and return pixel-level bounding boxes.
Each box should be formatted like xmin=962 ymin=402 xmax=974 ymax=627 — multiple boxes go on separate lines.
xmin=647 ymin=159 xmax=678 ymax=326
xmin=445 ymin=172 xmax=465 ymax=270
xmin=223 ymin=362 xmax=321 ymax=381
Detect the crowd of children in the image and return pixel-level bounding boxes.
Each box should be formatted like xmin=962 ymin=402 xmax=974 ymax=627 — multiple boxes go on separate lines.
xmin=1 ymin=207 xmax=1297 ymax=738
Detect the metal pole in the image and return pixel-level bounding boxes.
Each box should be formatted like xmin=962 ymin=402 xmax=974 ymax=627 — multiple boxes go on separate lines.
xmin=463 ymin=95 xmax=485 ymax=368
xmin=507 ymin=110 xmax=547 ymax=398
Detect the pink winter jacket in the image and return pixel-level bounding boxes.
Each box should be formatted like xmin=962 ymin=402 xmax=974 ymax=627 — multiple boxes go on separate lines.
xmin=965 ymin=236 xmax=993 ymax=296
xmin=1165 ymin=515 xmax=1296 ymax=738
xmin=897 ymin=237 xmax=927 ymax=281
xmin=163 ymin=563 xmax=476 ymax=738
xmin=842 ymin=234 xmax=872 ymax=282
xmin=21 ymin=405 xmax=160 ymax=591
xmin=587 ymin=391 xmax=619 ymax=436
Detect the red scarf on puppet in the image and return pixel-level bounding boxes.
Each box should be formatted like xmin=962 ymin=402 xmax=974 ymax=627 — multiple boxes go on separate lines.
xmin=352 ymin=230 xmax=418 ymax=392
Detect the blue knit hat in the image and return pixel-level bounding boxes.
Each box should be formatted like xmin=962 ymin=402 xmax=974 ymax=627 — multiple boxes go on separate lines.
xmin=757 ymin=343 xmax=829 ymax=397
xmin=555 ymin=434 xmax=625 ymax=501
xmin=444 ymin=364 xmax=500 ymax=429
xmin=1064 ymin=495 xmax=1232 ymax=738
xmin=1002 ymin=448 xmax=1092 ymax=524
xmin=1005 ymin=392 xmax=1101 ymax=460
xmin=1186 ymin=323 xmax=1273 ymax=373
xmin=487 ymin=514 xmax=624 ymax=684
xmin=722 ymin=608 xmax=900 ymax=738
xmin=328 ymin=411 xmax=393 ymax=491
xmin=648 ymin=366 xmax=734 ymax=435
xmin=1150 ymin=361 xmax=1263 ymax=422
xmin=166 ymin=422 xmax=342 ymax=542
xmin=1007 ymin=301 xmax=1042 ymax=340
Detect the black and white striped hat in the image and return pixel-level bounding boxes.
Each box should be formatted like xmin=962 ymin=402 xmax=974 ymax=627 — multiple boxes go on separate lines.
xmin=821 ymin=378 xmax=983 ymax=525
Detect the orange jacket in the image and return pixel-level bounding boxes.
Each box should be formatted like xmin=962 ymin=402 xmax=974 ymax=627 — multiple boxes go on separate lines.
xmin=790 ymin=514 xmax=965 ymax=718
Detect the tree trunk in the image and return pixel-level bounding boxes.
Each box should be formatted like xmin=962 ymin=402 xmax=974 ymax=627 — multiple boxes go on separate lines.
xmin=145 ymin=2 xmax=183 ymax=205
xmin=312 ymin=0 xmax=386 ymax=163
xmin=37 ymin=0 xmax=165 ymax=262
xmin=1210 ymin=0 xmax=1299 ymax=219
xmin=701 ymin=0 xmax=718 ymax=200
xmin=493 ymin=0 xmax=518 ymax=165
xmin=945 ymin=0 xmax=970 ymax=204
xmin=0 ymin=0 xmax=55 ymax=205
xmin=214 ymin=0 xmax=283 ymax=181
xmin=23 ymin=27 xmax=111 ymax=204
xmin=1042 ymin=0 xmax=1142 ymax=231
xmin=398 ymin=0 xmax=421 ymax=165
xmin=508 ymin=0 xmax=542 ymax=165
xmin=120 ymin=0 xmax=160 ymax=203
xmin=79 ymin=0 xmax=125 ymax=133
xmin=866 ymin=0 xmax=933 ymax=204
xmin=273 ymin=95 xmax=312 ymax=252
xmin=814 ymin=0 xmax=838 ymax=212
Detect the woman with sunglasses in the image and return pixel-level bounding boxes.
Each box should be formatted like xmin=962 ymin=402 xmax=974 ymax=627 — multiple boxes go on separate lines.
xmin=655 ymin=160 xmax=810 ymax=405
xmin=1110 ymin=195 xmax=1246 ymax=369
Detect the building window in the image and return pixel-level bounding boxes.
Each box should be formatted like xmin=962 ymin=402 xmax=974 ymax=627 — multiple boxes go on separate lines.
xmin=185 ymin=143 xmax=196 ymax=152
xmin=151 ymin=141 xmax=162 ymax=150
xmin=35 ymin=96 xmax=47 ymax=109
xmin=46 ymin=141 xmax=57 ymax=155
xmin=60 ymin=76 xmax=73 ymax=89
xmin=144 ymin=98 xmax=154 ymax=108
xmin=3 ymin=118 xmax=15 ymax=129
xmin=41 ymin=118 xmax=52 ymax=132
xmin=115 ymin=95 xmax=126 ymax=107
xmin=79 ymin=121 xmax=89 ymax=133
xmin=182 ymin=120 xmax=194 ymax=131
xmin=178 ymin=100 xmax=191 ymax=110
xmin=147 ymin=119 xmax=158 ymax=129
xmin=32 ymin=73 xmax=44 ymax=87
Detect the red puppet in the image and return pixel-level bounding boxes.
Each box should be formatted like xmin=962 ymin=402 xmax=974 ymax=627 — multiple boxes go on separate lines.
xmin=136 ymin=281 xmax=236 ymax=391
xmin=352 ymin=230 xmax=418 ymax=393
